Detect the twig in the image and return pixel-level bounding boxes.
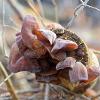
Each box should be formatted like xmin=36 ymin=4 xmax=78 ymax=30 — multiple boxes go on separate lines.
xmin=0 ymin=62 xmax=18 ymax=100
xmin=66 ymin=4 xmax=83 ymax=29
xmin=44 ymin=84 xmax=49 ymax=100
xmin=86 ymin=5 xmax=100 ymax=12
xmin=66 ymin=15 xmax=77 ymax=29
xmin=52 ymin=0 xmax=58 ymax=22
xmin=66 ymin=0 xmax=90 ymax=28
xmin=79 ymin=0 xmax=84 ymax=3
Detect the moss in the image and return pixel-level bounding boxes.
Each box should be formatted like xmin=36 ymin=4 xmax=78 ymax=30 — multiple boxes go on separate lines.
xmin=52 ymin=29 xmax=89 ymax=66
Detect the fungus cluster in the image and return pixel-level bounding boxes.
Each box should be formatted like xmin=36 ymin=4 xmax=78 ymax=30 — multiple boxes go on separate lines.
xmin=8 ymin=15 xmax=100 ymax=92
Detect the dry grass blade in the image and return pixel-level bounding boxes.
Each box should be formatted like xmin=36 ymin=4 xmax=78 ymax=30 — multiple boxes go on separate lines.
xmin=50 ymin=85 xmax=91 ymax=100
xmin=4 ymin=25 xmax=19 ymax=32
xmin=10 ymin=17 xmax=20 ymax=28
xmin=1 ymin=0 xmax=6 ymax=56
xmin=44 ymin=84 xmax=49 ymax=100
xmin=51 ymin=0 xmax=58 ymax=22
xmin=0 ymin=73 xmax=14 ymax=87
xmin=7 ymin=0 xmax=24 ymax=20
xmin=27 ymin=0 xmax=46 ymax=27
xmin=0 ymin=62 xmax=18 ymax=100
xmin=37 ymin=0 xmax=45 ymax=18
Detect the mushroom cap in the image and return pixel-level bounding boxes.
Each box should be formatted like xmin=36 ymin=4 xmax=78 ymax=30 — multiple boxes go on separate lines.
xmin=49 ymin=29 xmax=99 ymax=93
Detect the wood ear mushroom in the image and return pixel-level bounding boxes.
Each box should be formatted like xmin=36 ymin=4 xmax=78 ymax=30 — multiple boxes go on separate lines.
xmin=8 ymin=15 xmax=100 ymax=93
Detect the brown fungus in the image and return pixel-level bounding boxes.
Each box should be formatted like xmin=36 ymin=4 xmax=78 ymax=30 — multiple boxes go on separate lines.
xmin=8 ymin=15 xmax=100 ymax=93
